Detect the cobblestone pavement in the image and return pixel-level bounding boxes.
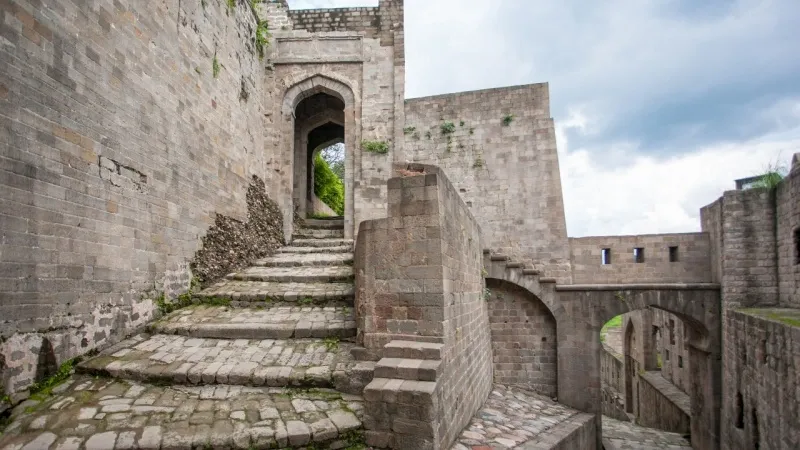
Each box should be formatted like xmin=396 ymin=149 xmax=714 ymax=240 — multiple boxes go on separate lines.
xmin=228 ymin=266 xmax=355 ymax=283
xmin=451 ymin=385 xmax=581 ymax=449
xmin=255 ymin=252 xmax=354 ymax=267
xmin=602 ymin=416 xmax=692 ymax=449
xmin=0 ymin=375 xmax=364 ymax=450
xmin=151 ymin=305 xmax=356 ymax=339
xmin=197 ymin=281 xmax=354 ymax=303
xmin=77 ymin=334 xmax=372 ymax=394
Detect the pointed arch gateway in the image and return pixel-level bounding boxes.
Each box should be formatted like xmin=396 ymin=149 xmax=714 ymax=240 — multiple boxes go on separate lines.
xmin=283 ymin=75 xmax=357 ymax=238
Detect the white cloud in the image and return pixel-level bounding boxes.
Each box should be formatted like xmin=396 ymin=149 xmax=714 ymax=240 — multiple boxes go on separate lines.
xmin=558 ymin=103 xmax=800 ymax=237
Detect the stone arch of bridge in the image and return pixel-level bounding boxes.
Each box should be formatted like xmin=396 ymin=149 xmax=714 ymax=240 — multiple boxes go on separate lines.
xmin=283 ymin=75 xmax=356 ymax=235
xmin=555 ymin=286 xmax=722 ymax=449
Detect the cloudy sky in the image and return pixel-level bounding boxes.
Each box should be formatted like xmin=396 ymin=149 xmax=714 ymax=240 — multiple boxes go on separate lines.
xmin=289 ymin=0 xmax=800 ymax=237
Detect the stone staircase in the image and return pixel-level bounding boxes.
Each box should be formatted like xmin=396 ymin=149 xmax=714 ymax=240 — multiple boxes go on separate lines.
xmin=0 ymin=219 xmax=374 ymax=450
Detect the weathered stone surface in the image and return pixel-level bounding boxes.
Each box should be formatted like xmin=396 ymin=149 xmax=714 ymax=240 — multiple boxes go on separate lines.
xmin=0 ymin=376 xmax=364 ymax=450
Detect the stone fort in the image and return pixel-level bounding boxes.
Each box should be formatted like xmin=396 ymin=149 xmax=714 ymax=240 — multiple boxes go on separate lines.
xmin=0 ymin=0 xmax=797 ymax=449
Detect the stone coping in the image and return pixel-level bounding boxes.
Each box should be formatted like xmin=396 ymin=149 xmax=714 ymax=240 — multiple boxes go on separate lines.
xmin=639 ymin=372 xmax=692 ymax=417
xmin=556 ymin=283 xmax=721 ymax=291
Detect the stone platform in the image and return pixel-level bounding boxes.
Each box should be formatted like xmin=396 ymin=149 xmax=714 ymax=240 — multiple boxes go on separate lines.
xmin=602 ymin=416 xmax=692 ymax=450
xmin=0 ymin=376 xmax=364 ymax=450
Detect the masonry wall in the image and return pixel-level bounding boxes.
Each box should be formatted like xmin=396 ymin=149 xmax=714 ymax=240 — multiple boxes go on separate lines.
xmin=652 ymin=309 xmax=691 ymax=393
xmin=0 ymin=0 xmax=270 ymax=396
xmin=403 ymin=84 xmax=572 ymax=283
xmin=722 ymin=310 xmax=799 ymax=450
xmin=776 ymin=158 xmax=800 ymax=308
xmin=600 ymin=346 xmax=627 ymax=421
xmin=637 ymin=371 xmax=691 ymax=435
xmin=486 ymin=279 xmax=557 ymax=397
xmin=569 ymin=233 xmax=712 ymax=284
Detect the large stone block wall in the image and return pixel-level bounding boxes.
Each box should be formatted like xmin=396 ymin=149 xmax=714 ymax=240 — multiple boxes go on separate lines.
xmin=776 ymin=157 xmax=800 ymax=308
xmin=701 ymin=189 xmax=779 ymax=308
xmin=569 ymin=233 xmax=712 ymax=284
xmin=403 ymin=84 xmax=572 ymax=282
xmin=652 ymin=309 xmax=691 ymax=393
xmin=0 ymin=0 xmax=270 ymax=396
xmin=722 ymin=310 xmax=799 ymax=450
xmin=485 ymin=279 xmax=557 ymax=397
xmin=637 ymin=372 xmax=691 ymax=435
xmin=600 ymin=346 xmax=627 ymax=421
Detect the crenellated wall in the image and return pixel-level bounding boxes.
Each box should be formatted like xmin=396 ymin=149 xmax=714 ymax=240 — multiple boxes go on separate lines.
xmin=0 ymin=0 xmax=272 ymax=396
xmin=403 ymin=84 xmax=571 ymax=282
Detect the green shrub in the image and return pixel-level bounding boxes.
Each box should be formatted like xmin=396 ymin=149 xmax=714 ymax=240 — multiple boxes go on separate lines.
xmin=314 ymin=153 xmax=345 ymax=215
xmin=440 ymin=122 xmax=456 ymax=135
xmin=361 ymin=140 xmax=389 ymax=154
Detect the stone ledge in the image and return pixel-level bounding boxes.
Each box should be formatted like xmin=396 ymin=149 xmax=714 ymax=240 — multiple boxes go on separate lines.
xmin=555 ymin=283 xmax=721 ymax=291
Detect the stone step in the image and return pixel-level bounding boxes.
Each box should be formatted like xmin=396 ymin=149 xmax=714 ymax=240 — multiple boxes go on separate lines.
xmin=0 ymin=375 xmax=365 ymax=450
xmin=77 ymin=335 xmax=374 ymax=395
xmin=254 ymin=252 xmax=354 ymax=268
xmin=227 ymin=266 xmax=354 ymax=283
xmin=382 ymin=340 xmax=445 ymax=360
xmin=291 ymin=238 xmax=353 ymax=248
xmin=278 ymin=245 xmax=353 ymax=254
xmin=373 ymin=358 xmax=442 ymax=382
xmin=197 ymin=281 xmax=354 ymax=305
xmin=293 ymin=229 xmax=344 ymax=239
xmin=302 ymin=219 xmax=344 ymax=230
xmin=149 ymin=306 xmax=357 ymax=340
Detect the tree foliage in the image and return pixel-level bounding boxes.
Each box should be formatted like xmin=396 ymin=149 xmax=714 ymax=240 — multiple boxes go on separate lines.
xmin=314 ymin=153 xmax=344 ymax=215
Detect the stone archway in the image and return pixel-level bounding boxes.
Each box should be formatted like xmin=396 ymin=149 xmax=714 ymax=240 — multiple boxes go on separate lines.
xmin=282 ymin=75 xmax=357 ymax=238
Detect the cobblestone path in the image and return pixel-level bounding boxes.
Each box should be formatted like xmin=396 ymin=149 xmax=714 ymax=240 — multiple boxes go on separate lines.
xmin=1 ymin=219 xmax=370 ymax=450
xmin=602 ymin=416 xmax=692 ymax=449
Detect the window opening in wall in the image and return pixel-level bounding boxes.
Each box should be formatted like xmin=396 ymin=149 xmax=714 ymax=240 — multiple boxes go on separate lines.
xmin=669 ymin=319 xmax=675 ymax=345
xmin=735 ymin=392 xmax=744 ymax=429
xmin=634 ymin=247 xmax=645 ymax=263
xmin=669 ymin=246 xmax=679 ymax=262
xmin=678 ymin=356 xmax=683 ymax=368
xmin=752 ymin=408 xmax=760 ymax=449
xmin=665 ymin=349 xmax=670 ymax=361
xmin=794 ymin=228 xmax=800 ymax=265
xmin=601 ymin=248 xmax=612 ymax=265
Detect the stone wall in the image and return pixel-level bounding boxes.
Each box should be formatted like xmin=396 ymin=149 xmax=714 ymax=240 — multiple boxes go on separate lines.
xmin=722 ymin=309 xmax=799 ymax=450
xmin=289 ymin=7 xmax=380 ymax=37
xmin=0 ymin=0 xmax=270 ymax=396
xmin=600 ymin=346 xmax=627 ymax=421
xmin=776 ymin=156 xmax=800 ymax=308
xmin=486 ymin=279 xmax=557 ymax=397
xmin=569 ymin=233 xmax=712 ymax=284
xmin=652 ymin=309 xmax=691 ymax=393
xmin=637 ymin=372 xmax=691 ymax=435
xmin=403 ymin=84 xmax=571 ymax=282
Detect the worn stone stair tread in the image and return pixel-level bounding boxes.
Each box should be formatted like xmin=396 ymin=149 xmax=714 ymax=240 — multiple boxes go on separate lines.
xmin=382 ymin=340 xmax=445 ymax=360
xmin=0 ymin=375 xmax=364 ymax=450
xmin=254 ymin=253 xmax=354 ymax=268
xmin=227 ymin=266 xmax=354 ymax=283
xmin=300 ymin=219 xmax=344 ymax=229
xmin=293 ymin=229 xmax=345 ymax=239
xmin=149 ymin=306 xmax=357 ymax=340
xmin=197 ymin=281 xmax=354 ymax=303
xmin=278 ymin=245 xmax=353 ymax=254
xmin=362 ymin=378 xmax=437 ymax=403
xmin=374 ymin=358 xmax=442 ymax=382
xmin=291 ymin=238 xmax=353 ymax=248
xmin=77 ymin=334 xmax=371 ymax=394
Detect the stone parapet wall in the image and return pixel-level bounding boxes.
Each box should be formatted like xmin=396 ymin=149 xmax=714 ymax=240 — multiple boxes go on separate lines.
xmin=0 ymin=0 xmax=269 ymax=396
xmin=569 ymin=233 xmax=712 ymax=284
xmin=403 ymin=84 xmax=571 ymax=283
xmin=636 ymin=371 xmax=691 ymax=435
xmin=722 ymin=309 xmax=800 ymax=450
xmin=776 ymin=156 xmax=800 ymax=308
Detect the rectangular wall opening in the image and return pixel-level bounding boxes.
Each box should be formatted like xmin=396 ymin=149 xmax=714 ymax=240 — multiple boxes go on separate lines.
xmin=794 ymin=228 xmax=800 ymax=265
xmin=601 ymin=248 xmax=612 ymax=265
xmin=669 ymin=246 xmax=679 ymax=262
xmin=634 ymin=247 xmax=645 ymax=263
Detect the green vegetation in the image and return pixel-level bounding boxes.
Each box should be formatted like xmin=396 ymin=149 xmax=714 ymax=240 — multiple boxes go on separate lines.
xmin=425 ymin=131 xmax=432 ymax=140
xmin=403 ymin=126 xmax=416 ymax=135
xmin=440 ymin=121 xmax=456 ymax=135
xmin=459 ymin=120 xmax=465 ymax=127
xmin=28 ymin=358 xmax=78 ymax=403
xmin=255 ymin=19 xmax=271 ymax=59
xmin=314 ymin=153 xmax=345 ymax=215
xmin=323 ymin=337 xmax=339 ymax=351
xmin=740 ymin=308 xmax=800 ymax=328
xmin=502 ymin=114 xmax=515 ymax=126
xmin=227 ymin=0 xmax=236 ymax=11
xmin=469 ymin=127 xmax=475 ymax=135
xmin=473 ymin=158 xmax=484 ymax=168
xmin=361 ymin=140 xmax=389 ymax=154
xmin=600 ymin=314 xmax=623 ymax=343
xmin=212 ymin=55 xmax=220 ymax=78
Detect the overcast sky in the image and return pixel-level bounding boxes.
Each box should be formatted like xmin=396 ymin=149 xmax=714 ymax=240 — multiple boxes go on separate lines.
xmin=288 ymin=0 xmax=800 ymax=237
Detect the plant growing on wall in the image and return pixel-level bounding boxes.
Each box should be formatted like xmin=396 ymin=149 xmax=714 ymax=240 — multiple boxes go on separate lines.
xmin=502 ymin=114 xmax=515 ymax=126
xmin=403 ymin=126 xmax=416 ymax=135
xmin=314 ymin=153 xmax=345 ymax=215
xmin=473 ymin=157 xmax=485 ymax=168
xmin=227 ymin=0 xmax=236 ymax=11
xmin=212 ymin=55 xmax=221 ymax=78
xmin=440 ymin=121 xmax=456 ymax=135
xmin=255 ymin=19 xmax=271 ymax=59
xmin=459 ymin=120 xmax=465 ymax=127
xmin=749 ymin=158 xmax=789 ymax=189
xmin=361 ymin=140 xmax=390 ymax=154
xmin=425 ymin=131 xmax=432 ymax=140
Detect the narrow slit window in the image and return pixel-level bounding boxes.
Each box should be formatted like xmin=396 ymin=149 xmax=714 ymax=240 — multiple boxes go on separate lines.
xmin=678 ymin=356 xmax=683 ymax=368
xmin=669 ymin=246 xmax=679 ymax=262
xmin=735 ymin=392 xmax=744 ymax=429
xmin=794 ymin=228 xmax=800 ymax=265
xmin=601 ymin=248 xmax=612 ymax=265
xmin=665 ymin=349 xmax=670 ymax=361
xmin=669 ymin=319 xmax=675 ymax=345
xmin=634 ymin=247 xmax=645 ymax=263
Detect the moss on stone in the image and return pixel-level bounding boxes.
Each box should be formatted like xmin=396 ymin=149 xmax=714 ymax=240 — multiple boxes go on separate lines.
xmin=739 ymin=308 xmax=800 ymax=328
